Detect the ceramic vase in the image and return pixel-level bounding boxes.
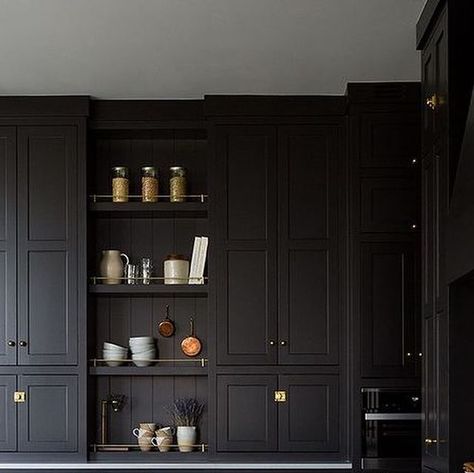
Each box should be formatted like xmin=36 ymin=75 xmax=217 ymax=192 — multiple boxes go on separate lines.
xmin=176 ymin=425 xmax=196 ymax=452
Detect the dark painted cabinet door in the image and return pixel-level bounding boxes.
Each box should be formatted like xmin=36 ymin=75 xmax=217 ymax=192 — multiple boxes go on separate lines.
xmin=277 ymin=125 xmax=341 ymax=365
xmin=361 ymin=241 xmax=419 ymax=378
xmin=17 ymin=127 xmax=78 ymax=365
xmin=359 ymin=112 xmax=420 ymax=169
xmin=278 ymin=375 xmax=339 ymax=453
xmin=217 ymin=375 xmax=278 ymax=452
xmin=0 ymin=375 xmax=16 ymax=451
xmin=0 ymin=128 xmax=17 ymax=365
xmin=360 ymin=176 xmax=420 ymax=233
xmin=216 ymin=126 xmax=278 ymax=365
xmin=18 ymin=375 xmax=78 ymax=452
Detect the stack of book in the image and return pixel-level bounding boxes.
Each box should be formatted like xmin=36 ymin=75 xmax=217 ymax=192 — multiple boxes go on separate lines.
xmin=188 ymin=236 xmax=208 ymax=284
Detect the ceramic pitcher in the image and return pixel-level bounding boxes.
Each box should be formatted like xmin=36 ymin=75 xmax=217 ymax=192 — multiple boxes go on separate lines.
xmin=99 ymin=250 xmax=129 ymax=284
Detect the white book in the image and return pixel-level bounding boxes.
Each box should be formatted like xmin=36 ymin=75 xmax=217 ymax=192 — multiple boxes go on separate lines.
xmin=188 ymin=237 xmax=202 ymax=284
xmin=195 ymin=236 xmax=208 ymax=285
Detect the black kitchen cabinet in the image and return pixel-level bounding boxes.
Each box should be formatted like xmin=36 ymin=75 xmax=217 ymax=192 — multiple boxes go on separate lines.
xmin=360 ymin=241 xmax=420 ymax=378
xmin=18 ymin=375 xmax=78 ymax=452
xmin=217 ymin=375 xmax=278 ymax=452
xmin=217 ymin=374 xmax=340 ymax=454
xmin=0 ymin=376 xmax=16 ymax=452
xmin=215 ymin=126 xmax=278 ymax=365
xmin=0 ymin=128 xmax=16 ymax=366
xmin=215 ymin=123 xmax=343 ymax=366
xmin=0 ymin=125 xmax=79 ymax=366
xmin=0 ymin=375 xmax=78 ymax=453
xmin=278 ymin=375 xmax=339 ymax=453
xmin=277 ymin=126 xmax=341 ymax=365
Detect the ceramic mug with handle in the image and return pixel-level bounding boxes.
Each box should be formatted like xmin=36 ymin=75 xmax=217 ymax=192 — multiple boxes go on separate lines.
xmin=152 ymin=426 xmax=174 ymax=452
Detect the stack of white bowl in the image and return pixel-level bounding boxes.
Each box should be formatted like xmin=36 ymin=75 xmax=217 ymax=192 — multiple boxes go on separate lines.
xmin=103 ymin=342 xmax=128 ymax=366
xmin=129 ymin=337 xmax=156 ymax=367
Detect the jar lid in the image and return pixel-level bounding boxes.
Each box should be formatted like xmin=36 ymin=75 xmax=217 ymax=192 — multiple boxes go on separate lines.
xmin=166 ymin=254 xmax=187 ymax=261
xmin=112 ymin=166 xmax=128 ymax=171
xmin=170 ymin=166 xmax=185 ymax=171
xmin=142 ymin=166 xmax=157 ymax=172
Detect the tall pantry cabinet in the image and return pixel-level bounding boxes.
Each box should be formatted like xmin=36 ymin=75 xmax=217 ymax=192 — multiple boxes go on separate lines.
xmin=0 ymin=98 xmax=88 ymax=459
xmin=207 ymin=97 xmax=348 ymax=459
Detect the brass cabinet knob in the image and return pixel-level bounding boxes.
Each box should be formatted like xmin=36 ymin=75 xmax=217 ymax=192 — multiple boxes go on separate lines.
xmin=418 ymin=352 xmax=423 ymax=357
xmin=406 ymin=352 xmax=412 ymax=357
xmin=269 ymin=340 xmax=276 ymax=346
xmin=425 ymin=438 xmax=438 ymax=444
xmin=19 ymin=341 xmax=27 ymax=347
xmin=411 ymin=223 xmax=418 ymax=230
xmin=280 ymin=340 xmax=287 ymax=346
xmin=411 ymin=158 xmax=418 ymax=165
xmin=7 ymin=340 xmax=15 ymax=347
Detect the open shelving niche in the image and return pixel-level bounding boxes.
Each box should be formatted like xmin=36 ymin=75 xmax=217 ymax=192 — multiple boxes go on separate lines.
xmin=87 ymin=127 xmax=209 ymax=460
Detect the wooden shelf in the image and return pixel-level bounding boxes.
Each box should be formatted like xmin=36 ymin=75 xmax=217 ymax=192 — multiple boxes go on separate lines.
xmin=89 ymin=365 xmax=208 ymax=376
xmin=88 ymin=284 xmax=208 ymax=297
xmin=89 ymin=201 xmax=208 ymax=218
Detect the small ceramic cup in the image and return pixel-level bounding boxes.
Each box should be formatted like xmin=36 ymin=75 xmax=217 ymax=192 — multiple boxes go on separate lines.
xmin=133 ymin=423 xmax=156 ymax=452
xmin=152 ymin=427 xmax=174 ymax=452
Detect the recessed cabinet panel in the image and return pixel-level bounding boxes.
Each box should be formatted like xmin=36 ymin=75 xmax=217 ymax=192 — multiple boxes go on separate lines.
xmin=217 ymin=375 xmax=277 ymax=452
xmin=18 ymin=375 xmax=78 ymax=452
xmin=360 ymin=113 xmax=420 ymax=168
xmin=279 ymin=375 xmax=339 ymax=452
xmin=285 ymin=131 xmax=330 ymax=240
xmin=24 ymin=130 xmax=74 ymax=241
xmin=360 ymin=177 xmax=419 ymax=233
xmin=361 ymin=242 xmax=418 ymax=378
xmin=279 ymin=248 xmax=338 ymax=365
xmin=21 ymin=250 xmax=77 ymax=364
xmin=217 ymin=250 xmax=277 ymax=365
xmin=0 ymin=376 xmax=16 ymax=451
xmin=219 ymin=127 xmax=276 ymax=241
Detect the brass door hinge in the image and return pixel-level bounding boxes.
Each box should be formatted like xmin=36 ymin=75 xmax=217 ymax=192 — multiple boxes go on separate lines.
xmin=14 ymin=391 xmax=26 ymax=403
xmin=274 ymin=390 xmax=287 ymax=402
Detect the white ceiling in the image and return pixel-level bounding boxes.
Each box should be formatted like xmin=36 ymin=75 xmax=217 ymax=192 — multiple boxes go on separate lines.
xmin=0 ymin=0 xmax=424 ymax=99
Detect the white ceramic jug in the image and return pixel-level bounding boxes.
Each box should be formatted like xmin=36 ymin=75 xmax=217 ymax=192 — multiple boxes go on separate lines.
xmin=99 ymin=250 xmax=129 ymax=284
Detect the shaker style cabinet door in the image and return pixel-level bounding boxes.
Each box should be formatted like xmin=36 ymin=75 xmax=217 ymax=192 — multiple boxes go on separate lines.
xmin=278 ymin=375 xmax=339 ymax=453
xmin=215 ymin=126 xmax=278 ymax=365
xmin=277 ymin=125 xmax=341 ymax=365
xmin=0 ymin=375 xmax=17 ymax=451
xmin=217 ymin=375 xmax=278 ymax=452
xmin=0 ymin=128 xmax=17 ymax=366
xmin=18 ymin=375 xmax=78 ymax=452
xmin=360 ymin=241 xmax=419 ymax=378
xmin=17 ymin=127 xmax=78 ymax=365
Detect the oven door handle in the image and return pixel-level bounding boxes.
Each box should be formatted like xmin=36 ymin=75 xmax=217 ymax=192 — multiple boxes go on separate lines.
xmin=364 ymin=413 xmax=422 ymax=421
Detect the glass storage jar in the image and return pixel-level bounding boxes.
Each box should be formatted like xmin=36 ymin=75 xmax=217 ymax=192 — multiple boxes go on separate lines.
xmin=169 ymin=166 xmax=187 ymax=202
xmin=141 ymin=166 xmax=158 ymax=202
xmin=112 ymin=166 xmax=129 ymax=202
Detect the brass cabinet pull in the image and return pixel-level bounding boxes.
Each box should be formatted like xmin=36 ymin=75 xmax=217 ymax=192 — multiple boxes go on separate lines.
xmin=7 ymin=340 xmax=15 ymax=347
xmin=426 ymin=95 xmax=438 ymax=110
xmin=269 ymin=340 xmax=276 ymax=346
xmin=19 ymin=341 xmax=27 ymax=347
xmin=406 ymin=352 xmax=412 ymax=358
xmin=280 ymin=340 xmax=287 ymax=346
xmin=14 ymin=391 xmax=26 ymax=403
xmin=274 ymin=390 xmax=287 ymax=402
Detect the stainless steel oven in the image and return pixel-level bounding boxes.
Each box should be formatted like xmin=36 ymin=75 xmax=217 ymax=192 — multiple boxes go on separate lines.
xmin=361 ymin=388 xmax=421 ymax=471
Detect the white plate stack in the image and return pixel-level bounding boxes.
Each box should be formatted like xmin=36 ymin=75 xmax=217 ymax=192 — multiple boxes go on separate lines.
xmin=103 ymin=342 xmax=128 ymax=366
xmin=129 ymin=337 xmax=156 ymax=367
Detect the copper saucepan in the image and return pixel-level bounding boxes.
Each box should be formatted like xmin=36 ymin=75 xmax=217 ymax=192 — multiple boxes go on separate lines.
xmin=181 ymin=317 xmax=202 ymax=357
xmin=158 ymin=305 xmax=175 ymax=338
